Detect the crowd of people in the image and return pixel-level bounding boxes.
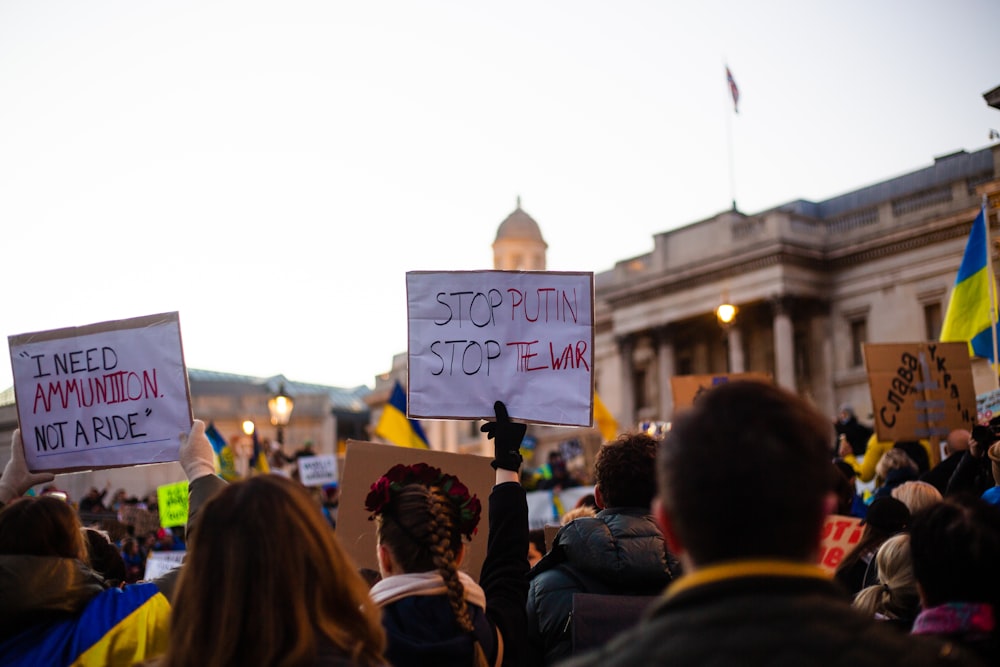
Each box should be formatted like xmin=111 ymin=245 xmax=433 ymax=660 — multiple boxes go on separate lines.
xmin=1 ymin=381 xmax=1000 ymax=666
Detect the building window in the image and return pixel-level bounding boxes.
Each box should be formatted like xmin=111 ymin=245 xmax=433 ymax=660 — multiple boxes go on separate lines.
xmin=924 ymin=302 xmax=942 ymax=341
xmin=850 ymin=318 xmax=868 ymax=368
xmin=633 ymin=367 xmax=648 ymax=412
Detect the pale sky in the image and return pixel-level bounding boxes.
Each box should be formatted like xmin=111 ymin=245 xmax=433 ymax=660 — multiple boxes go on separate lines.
xmin=2 ymin=0 xmax=999 ymax=392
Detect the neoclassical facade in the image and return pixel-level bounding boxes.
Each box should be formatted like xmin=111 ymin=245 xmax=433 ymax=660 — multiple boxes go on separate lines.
xmin=591 ymin=145 xmax=1000 ymax=429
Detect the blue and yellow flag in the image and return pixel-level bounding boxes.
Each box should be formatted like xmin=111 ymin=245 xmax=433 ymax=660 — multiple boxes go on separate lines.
xmin=594 ymin=391 xmax=618 ymax=443
xmin=940 ymin=204 xmax=998 ymax=363
xmin=375 ymin=381 xmax=430 ymax=448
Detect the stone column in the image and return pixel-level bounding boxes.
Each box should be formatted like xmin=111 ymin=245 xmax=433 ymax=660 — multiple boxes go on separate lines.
xmin=617 ymin=334 xmax=635 ymax=428
xmin=772 ymin=297 xmax=796 ymax=391
xmin=727 ymin=326 xmax=745 ymax=373
xmin=654 ymin=326 xmax=676 ymax=420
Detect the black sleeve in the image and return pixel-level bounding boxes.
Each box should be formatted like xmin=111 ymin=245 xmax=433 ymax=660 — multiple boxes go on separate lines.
xmin=945 ymin=451 xmax=993 ymax=498
xmin=481 ymin=481 xmax=529 ymax=667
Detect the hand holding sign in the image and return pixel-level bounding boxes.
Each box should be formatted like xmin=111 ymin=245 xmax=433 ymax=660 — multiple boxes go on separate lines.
xmin=481 ymin=401 xmax=525 ymax=471
xmin=0 ymin=430 xmax=56 ymax=504
xmin=179 ymin=420 xmax=215 ymax=482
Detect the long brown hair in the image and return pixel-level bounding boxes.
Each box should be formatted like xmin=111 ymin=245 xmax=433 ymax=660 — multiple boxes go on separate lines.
xmin=377 ymin=483 xmax=474 ymax=633
xmin=160 ymin=475 xmax=385 ymax=667
xmin=0 ymin=495 xmax=87 ymax=561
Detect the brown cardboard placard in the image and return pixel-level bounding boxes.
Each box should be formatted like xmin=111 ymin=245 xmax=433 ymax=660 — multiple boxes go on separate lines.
xmin=8 ymin=312 xmax=192 ymax=473
xmin=670 ymin=372 xmax=773 ymax=415
xmin=864 ymin=342 xmax=976 ymax=442
xmin=337 ymin=440 xmax=497 ymax=581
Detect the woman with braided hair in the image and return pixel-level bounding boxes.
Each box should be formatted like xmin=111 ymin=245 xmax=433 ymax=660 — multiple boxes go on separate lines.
xmin=365 ymin=401 xmax=529 ymax=667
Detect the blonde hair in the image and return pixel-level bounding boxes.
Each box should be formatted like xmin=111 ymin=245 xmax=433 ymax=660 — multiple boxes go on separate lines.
xmin=891 ymin=480 xmax=942 ymax=515
xmin=852 ymin=533 xmax=919 ymax=621
xmin=161 ymin=475 xmax=385 ymax=667
xmin=875 ymin=448 xmax=918 ymax=481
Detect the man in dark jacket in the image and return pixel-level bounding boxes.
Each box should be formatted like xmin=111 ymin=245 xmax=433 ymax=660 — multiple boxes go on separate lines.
xmin=561 ymin=381 xmax=984 ymax=667
xmin=526 ymin=432 xmax=678 ymax=666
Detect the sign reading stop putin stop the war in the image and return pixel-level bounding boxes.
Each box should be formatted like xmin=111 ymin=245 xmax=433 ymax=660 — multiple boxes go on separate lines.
xmin=406 ymin=270 xmax=595 ymax=427
xmin=8 ymin=312 xmax=193 ymax=473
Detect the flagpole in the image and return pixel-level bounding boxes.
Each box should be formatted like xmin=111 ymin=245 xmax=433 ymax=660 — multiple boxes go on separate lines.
xmin=725 ymin=64 xmax=737 ymax=211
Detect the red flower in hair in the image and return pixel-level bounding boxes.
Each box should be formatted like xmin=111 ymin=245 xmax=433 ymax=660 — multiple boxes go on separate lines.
xmin=364 ymin=463 xmax=481 ymax=539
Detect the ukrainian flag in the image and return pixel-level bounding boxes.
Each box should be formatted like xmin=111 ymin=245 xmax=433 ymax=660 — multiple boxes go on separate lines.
xmin=594 ymin=391 xmax=618 ymax=443
xmin=940 ymin=205 xmax=998 ymax=363
xmin=375 ymin=381 xmax=430 ymax=448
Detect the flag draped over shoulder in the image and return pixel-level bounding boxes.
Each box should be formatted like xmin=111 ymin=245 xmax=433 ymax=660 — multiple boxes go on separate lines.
xmin=594 ymin=391 xmax=618 ymax=443
xmin=940 ymin=204 xmax=998 ymax=363
xmin=375 ymin=381 xmax=430 ymax=449
xmin=726 ymin=65 xmax=740 ymax=113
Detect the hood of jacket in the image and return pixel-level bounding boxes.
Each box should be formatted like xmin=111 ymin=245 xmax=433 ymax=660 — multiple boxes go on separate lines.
xmin=539 ymin=508 xmax=674 ymax=589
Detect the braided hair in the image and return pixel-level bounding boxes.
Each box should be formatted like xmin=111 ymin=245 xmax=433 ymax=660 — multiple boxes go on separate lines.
xmin=378 ymin=483 xmax=475 ymax=633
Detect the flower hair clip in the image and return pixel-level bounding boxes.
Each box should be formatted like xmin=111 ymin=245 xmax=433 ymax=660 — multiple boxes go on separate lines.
xmin=365 ymin=462 xmax=482 ymax=539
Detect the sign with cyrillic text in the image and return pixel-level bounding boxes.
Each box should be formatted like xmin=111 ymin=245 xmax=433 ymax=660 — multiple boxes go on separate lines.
xmin=406 ymin=271 xmax=595 ymax=426
xmin=8 ymin=312 xmax=192 ymax=473
xmin=297 ymin=453 xmax=339 ymax=487
xmin=864 ymin=342 xmax=975 ymax=442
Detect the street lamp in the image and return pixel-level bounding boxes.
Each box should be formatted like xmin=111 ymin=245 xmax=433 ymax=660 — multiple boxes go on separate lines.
xmin=716 ymin=302 xmax=738 ymax=329
xmin=242 ymin=420 xmax=255 ymax=437
xmin=268 ymin=383 xmax=294 ymax=445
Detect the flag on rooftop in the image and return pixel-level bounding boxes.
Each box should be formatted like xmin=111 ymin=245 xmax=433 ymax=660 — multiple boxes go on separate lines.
xmin=939 ymin=203 xmax=998 ymax=363
xmin=726 ymin=65 xmax=740 ymax=114
xmin=375 ymin=380 xmax=430 ymax=449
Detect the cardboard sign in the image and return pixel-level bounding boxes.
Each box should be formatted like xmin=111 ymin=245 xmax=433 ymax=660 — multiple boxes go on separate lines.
xmin=298 ymin=454 xmax=339 ymax=487
xmin=543 ymin=524 xmax=560 ymax=553
xmin=864 ymin=342 xmax=976 ymax=441
xmin=670 ymin=372 xmax=773 ymax=414
xmin=817 ymin=514 xmax=863 ymax=573
xmin=337 ymin=440 xmax=497 ymax=581
xmin=406 ymin=271 xmax=595 ymax=427
xmin=157 ymin=480 xmax=189 ymax=528
xmin=143 ymin=550 xmax=186 ymax=580
xmin=8 ymin=312 xmax=192 ymax=473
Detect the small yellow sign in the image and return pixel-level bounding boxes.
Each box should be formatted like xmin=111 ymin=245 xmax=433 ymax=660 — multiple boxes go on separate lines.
xmin=157 ymin=480 xmax=189 ymax=528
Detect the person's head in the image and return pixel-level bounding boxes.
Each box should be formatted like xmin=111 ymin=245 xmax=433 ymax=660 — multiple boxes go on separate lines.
xmin=83 ymin=527 xmax=126 ymax=588
xmin=366 ymin=463 xmax=481 ymax=633
xmin=0 ymin=495 xmax=87 ymax=561
xmin=838 ymin=404 xmax=856 ymax=424
xmin=891 ymin=481 xmax=942 ymax=515
xmin=852 ymin=533 xmax=919 ymax=622
xmin=910 ymin=495 xmax=1000 ymax=609
xmin=594 ymin=432 xmax=658 ymax=510
xmin=835 ymin=496 xmax=911 ymax=578
xmin=163 ymin=475 xmax=385 ymax=667
xmin=830 ymin=462 xmax=857 ymax=515
xmin=527 ymin=528 xmax=546 ymax=568
xmin=945 ymin=429 xmax=971 ymax=457
xmin=875 ymin=448 xmax=919 ymax=481
xmin=657 ymin=380 xmax=833 ymax=567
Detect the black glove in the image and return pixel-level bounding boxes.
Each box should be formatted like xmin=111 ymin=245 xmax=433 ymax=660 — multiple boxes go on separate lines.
xmin=481 ymin=400 xmax=526 ymax=471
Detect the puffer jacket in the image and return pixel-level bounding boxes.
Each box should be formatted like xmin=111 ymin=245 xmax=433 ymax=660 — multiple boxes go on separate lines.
xmin=525 ymin=508 xmax=677 ymax=666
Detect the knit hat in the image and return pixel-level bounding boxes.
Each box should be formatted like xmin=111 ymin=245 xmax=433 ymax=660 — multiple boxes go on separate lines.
xmin=861 ymin=497 xmax=910 ymax=533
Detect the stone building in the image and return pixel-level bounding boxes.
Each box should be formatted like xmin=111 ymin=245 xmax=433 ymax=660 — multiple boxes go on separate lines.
xmin=591 ymin=145 xmax=1000 ymax=430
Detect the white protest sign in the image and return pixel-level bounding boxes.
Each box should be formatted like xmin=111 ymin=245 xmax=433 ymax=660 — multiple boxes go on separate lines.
xmin=297 ymin=453 xmax=339 ymax=487
xmin=406 ymin=270 xmax=594 ymax=426
xmin=8 ymin=312 xmax=192 ymax=473
xmin=143 ymin=550 xmax=186 ymax=580
xmin=526 ymin=489 xmax=557 ymax=530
